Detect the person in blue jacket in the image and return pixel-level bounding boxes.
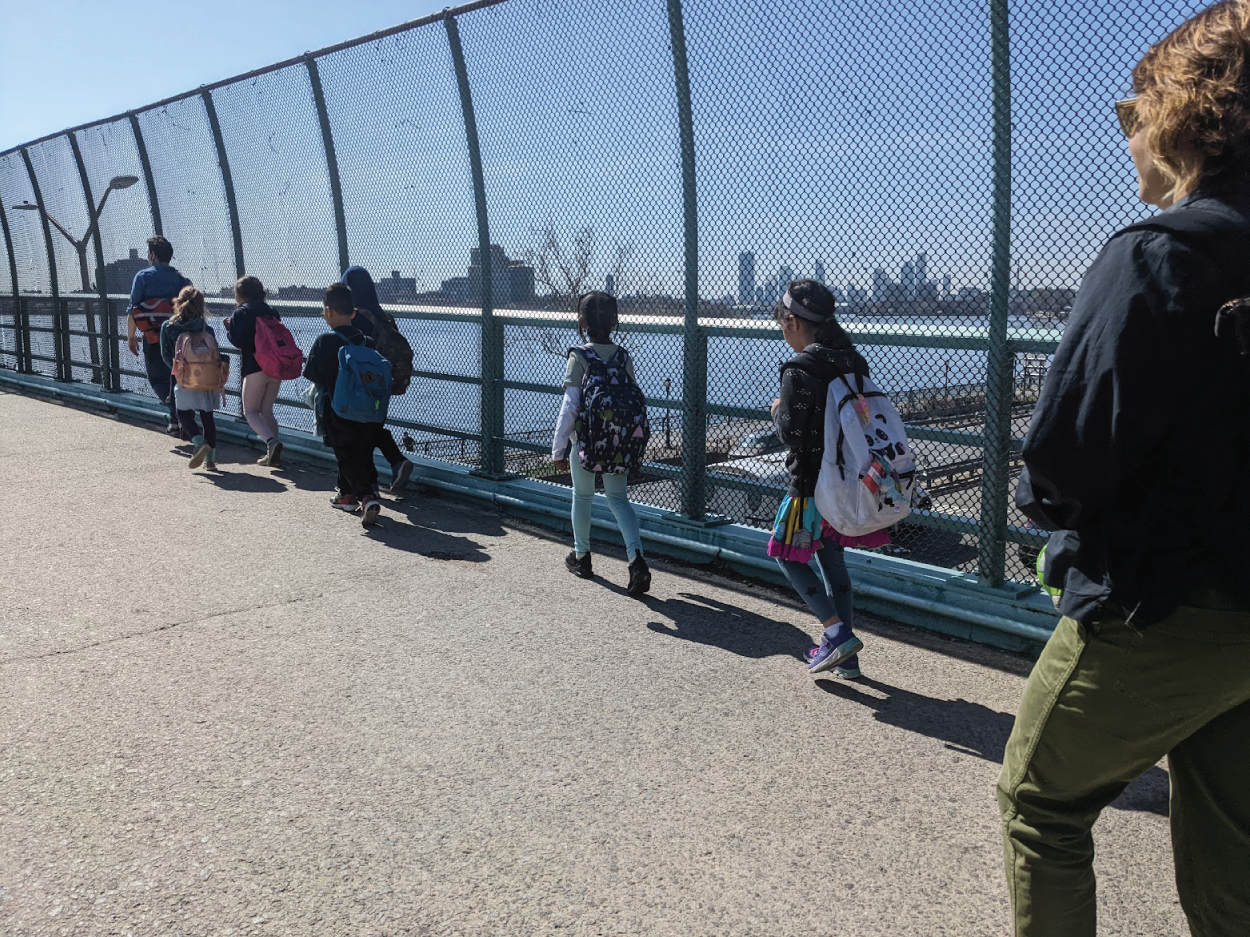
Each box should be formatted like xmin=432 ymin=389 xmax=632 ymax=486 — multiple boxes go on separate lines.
xmin=127 ymin=236 xmax=192 ymax=435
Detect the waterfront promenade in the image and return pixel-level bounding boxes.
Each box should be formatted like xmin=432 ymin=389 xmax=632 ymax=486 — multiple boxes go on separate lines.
xmin=0 ymin=390 xmax=1186 ymax=936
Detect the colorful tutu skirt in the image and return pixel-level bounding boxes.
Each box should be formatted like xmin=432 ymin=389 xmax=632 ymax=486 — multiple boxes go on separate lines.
xmin=766 ymin=494 xmax=892 ymax=563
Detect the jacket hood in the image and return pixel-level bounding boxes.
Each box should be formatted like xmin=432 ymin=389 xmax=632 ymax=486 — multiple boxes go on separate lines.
xmin=171 ymin=316 xmax=207 ymax=333
xmin=341 ymin=266 xmax=383 ymax=317
xmin=784 ymin=340 xmax=869 ymax=382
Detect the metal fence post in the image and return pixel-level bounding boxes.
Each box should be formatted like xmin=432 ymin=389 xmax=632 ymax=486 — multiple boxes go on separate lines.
xmin=306 ymin=55 xmax=351 ymax=277
xmin=978 ymin=0 xmax=1012 ymax=584
xmin=21 ymin=146 xmax=68 ymax=382
xmin=68 ymin=132 xmax=107 ymax=388
xmin=445 ymin=11 xmax=505 ymax=477
xmin=666 ymin=0 xmax=707 ymax=520
xmin=0 ymin=198 xmax=24 ymax=373
xmin=201 ymin=90 xmax=246 ymax=279
xmin=128 ymin=113 xmax=163 ymax=237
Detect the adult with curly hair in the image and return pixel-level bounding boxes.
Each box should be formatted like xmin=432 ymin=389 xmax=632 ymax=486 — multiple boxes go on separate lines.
xmin=1000 ymin=3 xmax=1250 ymax=935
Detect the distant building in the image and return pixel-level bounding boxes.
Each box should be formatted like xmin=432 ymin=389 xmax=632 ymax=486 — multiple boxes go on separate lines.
xmin=103 ymin=248 xmax=148 ymax=295
xmin=737 ymin=251 xmax=755 ymax=304
xmin=605 ymin=273 xmax=616 ymax=295
xmin=872 ymin=268 xmax=894 ymax=303
xmin=275 ymin=285 xmax=324 ymax=302
xmin=508 ymin=262 xmax=535 ymax=303
xmin=439 ymin=276 xmax=470 ymax=304
xmin=468 ymin=244 xmax=535 ymax=305
xmin=814 ymin=260 xmax=825 ymax=285
xmin=900 ymin=262 xmax=917 ymax=301
xmin=942 ymin=274 xmax=952 ymax=299
xmin=376 ymin=270 xmax=418 ymax=306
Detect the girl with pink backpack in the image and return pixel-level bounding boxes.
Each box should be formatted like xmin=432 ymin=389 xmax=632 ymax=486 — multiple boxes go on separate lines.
xmin=160 ymin=287 xmax=226 ymax=471
xmin=224 ymin=276 xmax=302 ymax=469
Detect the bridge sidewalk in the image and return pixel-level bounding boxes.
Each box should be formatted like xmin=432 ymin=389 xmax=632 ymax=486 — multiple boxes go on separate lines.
xmin=0 ymin=391 xmax=1183 ymax=937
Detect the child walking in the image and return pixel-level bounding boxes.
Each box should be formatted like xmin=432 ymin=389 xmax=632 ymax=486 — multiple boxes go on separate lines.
xmin=552 ymin=292 xmax=651 ymax=596
xmin=224 ymin=276 xmax=286 ymax=468
xmin=160 ymin=287 xmax=223 ymax=471
xmin=304 ymin=283 xmax=386 ymax=528
xmin=770 ymin=280 xmax=888 ymax=677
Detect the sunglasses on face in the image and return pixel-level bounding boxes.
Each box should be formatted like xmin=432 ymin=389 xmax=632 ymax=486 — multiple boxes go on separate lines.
xmin=1115 ymin=97 xmax=1141 ymax=139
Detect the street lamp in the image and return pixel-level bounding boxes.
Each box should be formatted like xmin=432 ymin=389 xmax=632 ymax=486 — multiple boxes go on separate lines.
xmin=12 ymin=175 xmax=138 ymax=382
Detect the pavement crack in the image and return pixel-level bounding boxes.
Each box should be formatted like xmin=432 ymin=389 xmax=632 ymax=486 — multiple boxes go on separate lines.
xmin=0 ymin=592 xmax=323 ymax=665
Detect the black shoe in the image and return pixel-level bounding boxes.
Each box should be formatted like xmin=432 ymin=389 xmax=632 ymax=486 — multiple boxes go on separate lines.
xmin=565 ymin=550 xmax=593 ymax=579
xmin=627 ymin=555 xmax=651 ymax=596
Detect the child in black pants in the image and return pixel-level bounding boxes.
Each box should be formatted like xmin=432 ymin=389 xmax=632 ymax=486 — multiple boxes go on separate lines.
xmin=303 ymin=283 xmax=384 ymax=527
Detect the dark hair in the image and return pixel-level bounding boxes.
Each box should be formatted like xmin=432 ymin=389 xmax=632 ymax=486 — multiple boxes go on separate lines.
xmin=773 ymin=279 xmax=851 ymax=348
xmin=234 ymin=275 xmax=266 ymax=303
xmin=323 ymin=282 xmax=355 ymax=317
xmin=147 ymin=236 xmax=173 ymax=264
xmin=577 ymin=291 xmax=619 ymax=342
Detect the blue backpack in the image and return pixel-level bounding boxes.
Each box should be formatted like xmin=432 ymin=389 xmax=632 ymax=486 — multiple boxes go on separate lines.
xmin=571 ymin=345 xmax=650 ymax=475
xmin=332 ymin=338 xmax=392 ymax=423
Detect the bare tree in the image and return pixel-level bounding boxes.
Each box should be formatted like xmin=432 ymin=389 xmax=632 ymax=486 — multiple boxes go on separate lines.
xmin=526 ymin=224 xmax=596 ymax=314
xmin=518 ymin=225 xmax=635 ymax=357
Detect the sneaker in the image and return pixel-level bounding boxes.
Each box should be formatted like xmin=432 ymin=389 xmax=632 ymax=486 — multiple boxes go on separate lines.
xmin=205 ymin=448 xmax=218 ymax=471
xmin=565 ymin=550 xmax=593 ymax=579
xmin=627 ymin=555 xmax=651 ymax=596
xmin=833 ymin=655 xmax=862 ymax=679
xmin=389 ymin=459 xmax=414 ymax=493
xmin=257 ymin=439 xmax=283 ymax=468
xmin=361 ymin=498 xmax=382 ymax=528
xmin=330 ymin=494 xmax=360 ymax=512
xmin=807 ymin=648 xmax=862 ymax=679
xmin=187 ymin=436 xmax=210 ymax=470
xmin=806 ymin=630 xmax=864 ymax=675
xmin=166 ymin=422 xmax=182 ymax=438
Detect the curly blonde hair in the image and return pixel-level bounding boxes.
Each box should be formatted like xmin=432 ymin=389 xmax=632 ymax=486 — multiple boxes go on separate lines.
xmin=1133 ymin=0 xmax=1250 ymax=200
xmin=170 ymin=285 xmax=207 ymax=325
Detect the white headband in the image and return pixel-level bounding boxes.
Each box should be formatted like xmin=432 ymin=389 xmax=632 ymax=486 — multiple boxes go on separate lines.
xmin=782 ymin=290 xmax=824 ymax=322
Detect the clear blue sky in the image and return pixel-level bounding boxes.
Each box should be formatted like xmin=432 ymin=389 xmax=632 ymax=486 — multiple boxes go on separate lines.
xmin=0 ymin=0 xmax=448 ymax=152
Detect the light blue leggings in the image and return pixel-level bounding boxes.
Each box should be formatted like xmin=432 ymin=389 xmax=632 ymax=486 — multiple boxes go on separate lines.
xmin=570 ymin=457 xmax=643 ymax=561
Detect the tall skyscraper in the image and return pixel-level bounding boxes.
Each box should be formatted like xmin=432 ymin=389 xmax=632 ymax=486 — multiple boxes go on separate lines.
xmin=779 ymin=265 xmax=795 ymax=294
xmin=814 ymin=260 xmax=826 ymax=285
xmin=738 ymin=252 xmax=756 ymax=305
xmin=900 ymin=262 xmax=917 ymax=301
xmin=942 ymin=274 xmax=951 ymax=299
xmin=605 ymin=273 xmax=616 ymax=295
xmin=917 ymin=251 xmax=928 ymax=286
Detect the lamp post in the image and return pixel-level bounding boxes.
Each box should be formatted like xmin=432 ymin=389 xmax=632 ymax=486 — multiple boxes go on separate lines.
xmin=12 ymin=175 xmax=138 ymax=382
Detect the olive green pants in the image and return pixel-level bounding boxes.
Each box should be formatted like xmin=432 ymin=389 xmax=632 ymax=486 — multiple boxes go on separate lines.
xmin=998 ymin=610 xmax=1250 ymax=937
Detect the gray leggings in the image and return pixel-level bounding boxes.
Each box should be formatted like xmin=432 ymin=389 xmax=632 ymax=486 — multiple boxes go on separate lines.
xmin=776 ymin=544 xmax=854 ymax=639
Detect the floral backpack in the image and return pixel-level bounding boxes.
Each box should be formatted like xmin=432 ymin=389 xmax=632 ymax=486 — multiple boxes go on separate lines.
xmin=571 ymin=345 xmax=650 ymax=475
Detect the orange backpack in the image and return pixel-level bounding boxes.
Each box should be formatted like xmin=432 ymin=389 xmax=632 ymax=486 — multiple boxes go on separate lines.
xmin=173 ymin=330 xmax=229 ymax=391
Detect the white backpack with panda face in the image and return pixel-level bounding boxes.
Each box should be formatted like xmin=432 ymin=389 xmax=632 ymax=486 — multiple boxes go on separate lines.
xmin=814 ymin=371 xmax=916 ymax=537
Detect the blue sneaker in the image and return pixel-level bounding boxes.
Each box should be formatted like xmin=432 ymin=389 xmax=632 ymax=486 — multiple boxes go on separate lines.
xmin=806 ymin=632 xmax=864 ymax=675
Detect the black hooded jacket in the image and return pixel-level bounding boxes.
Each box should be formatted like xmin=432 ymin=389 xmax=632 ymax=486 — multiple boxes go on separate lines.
xmin=773 ymin=340 xmax=870 ymax=498
xmin=1017 ymin=189 xmax=1250 ymax=626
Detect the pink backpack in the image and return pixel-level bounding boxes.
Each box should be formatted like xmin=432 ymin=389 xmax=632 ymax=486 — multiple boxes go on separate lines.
xmin=173 ymin=330 xmax=229 ymax=391
xmin=254 ymin=315 xmax=304 ymax=380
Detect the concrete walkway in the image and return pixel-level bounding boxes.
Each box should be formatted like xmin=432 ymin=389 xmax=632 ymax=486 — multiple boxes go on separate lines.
xmin=0 ymin=391 xmax=1186 ymax=937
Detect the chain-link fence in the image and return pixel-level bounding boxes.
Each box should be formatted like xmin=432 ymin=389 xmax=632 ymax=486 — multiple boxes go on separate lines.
xmin=0 ymin=0 xmax=1197 ymax=585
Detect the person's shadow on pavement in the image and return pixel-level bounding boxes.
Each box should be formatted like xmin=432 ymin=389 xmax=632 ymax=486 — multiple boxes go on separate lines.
xmin=817 ymin=676 xmax=1170 ymax=815
xmin=640 ymin=591 xmax=812 ymax=661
